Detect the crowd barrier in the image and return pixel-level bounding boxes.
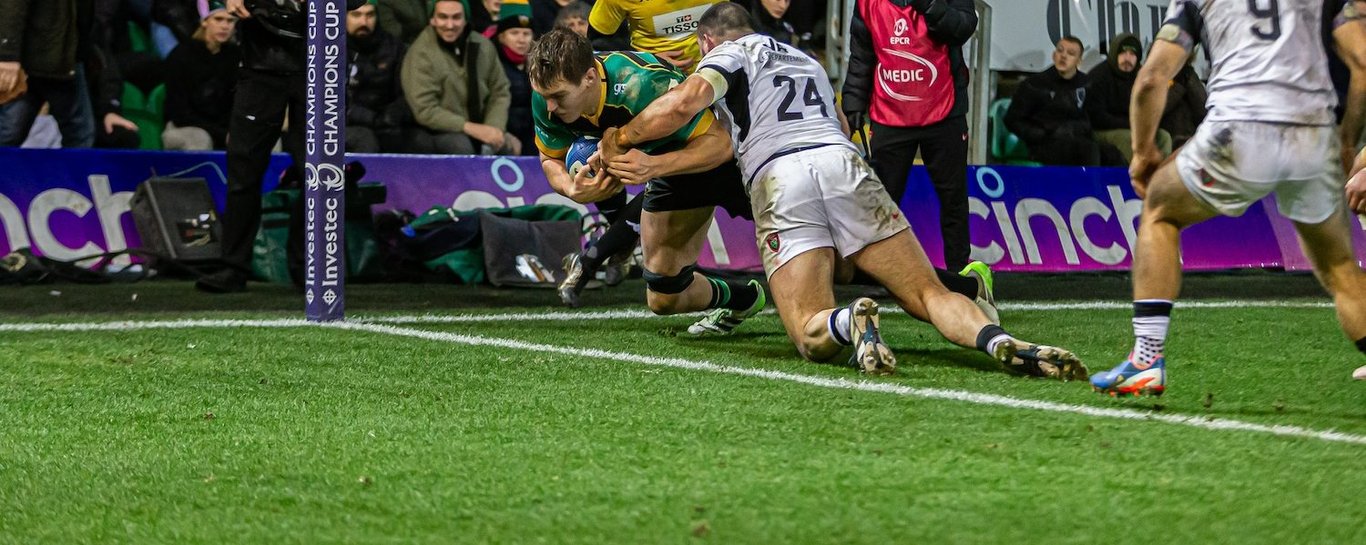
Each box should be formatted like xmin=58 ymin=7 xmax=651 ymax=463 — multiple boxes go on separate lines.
xmin=1 ymin=148 xmax=1361 ymax=273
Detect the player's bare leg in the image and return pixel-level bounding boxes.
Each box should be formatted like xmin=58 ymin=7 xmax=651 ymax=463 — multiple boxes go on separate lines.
xmin=1292 ymin=208 xmax=1366 ymax=380
xmin=639 ymin=207 xmax=714 ymax=314
xmin=849 ymin=230 xmax=990 ymax=347
xmin=638 ymin=206 xmax=767 ymax=330
xmin=1131 ymin=162 xmax=1220 ymax=302
xmin=1093 ymin=159 xmax=1217 ymax=395
xmin=851 ymin=230 xmax=1085 ymax=379
xmin=767 ymin=247 xmax=894 ymax=374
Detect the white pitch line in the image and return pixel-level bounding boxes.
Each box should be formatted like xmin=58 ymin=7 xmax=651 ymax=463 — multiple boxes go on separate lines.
xmin=331 ymin=321 xmax=1366 ymax=446
xmin=0 ymin=318 xmax=314 ymax=333
xmin=343 ymin=299 xmax=1331 ymax=325
xmin=0 ymin=299 xmax=1333 ymax=332
xmin=0 ymin=313 xmax=1360 ymax=445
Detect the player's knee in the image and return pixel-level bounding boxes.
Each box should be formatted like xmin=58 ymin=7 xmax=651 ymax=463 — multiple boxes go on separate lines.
xmin=797 ymin=337 xmax=840 ymax=363
xmin=644 ymin=291 xmax=685 ymax=315
xmin=643 ymin=265 xmax=697 ymax=315
xmin=643 ymin=265 xmax=696 ymax=295
xmin=1319 ymin=261 xmax=1366 ymax=296
xmin=798 ymin=316 xmax=841 ymax=362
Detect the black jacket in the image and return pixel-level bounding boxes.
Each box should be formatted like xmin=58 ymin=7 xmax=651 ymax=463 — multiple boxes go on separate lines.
xmin=239 ymin=0 xmax=367 ymax=74
xmin=1160 ymin=64 xmax=1207 ymax=144
xmin=530 ymin=0 xmax=563 ymax=37
xmin=1005 ymin=67 xmax=1092 ymax=145
xmin=0 ymin=0 xmax=93 ymax=80
xmin=750 ymin=0 xmax=796 ymax=45
xmin=164 ymin=39 xmax=241 ymax=147
xmin=498 ymin=48 xmax=535 ymax=156
xmin=842 ymin=0 xmax=977 ymax=122
xmin=152 ymin=0 xmax=202 ymax=45
xmin=347 ymin=30 xmax=410 ymax=131
xmin=1084 ymin=32 xmax=1142 ymax=131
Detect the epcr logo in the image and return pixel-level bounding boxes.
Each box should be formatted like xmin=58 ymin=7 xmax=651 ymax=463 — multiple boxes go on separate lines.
xmin=305 ymin=162 xmax=346 ymax=192
xmin=894 ymin=18 xmax=908 ymax=37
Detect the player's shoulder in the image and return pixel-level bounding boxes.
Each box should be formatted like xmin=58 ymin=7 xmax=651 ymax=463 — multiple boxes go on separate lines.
xmin=600 ymin=51 xmax=673 ymax=73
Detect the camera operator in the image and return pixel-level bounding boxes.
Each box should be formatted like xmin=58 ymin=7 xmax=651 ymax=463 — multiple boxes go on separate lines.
xmin=197 ymin=0 xmax=368 ymax=293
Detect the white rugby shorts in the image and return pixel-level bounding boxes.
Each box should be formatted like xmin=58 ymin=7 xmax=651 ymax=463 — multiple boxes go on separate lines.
xmin=1175 ymin=120 xmax=1343 ymax=224
xmin=749 ymin=146 xmax=910 ymax=276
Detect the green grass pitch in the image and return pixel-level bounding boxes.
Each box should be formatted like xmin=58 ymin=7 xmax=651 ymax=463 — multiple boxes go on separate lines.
xmin=0 ymin=275 xmax=1362 ymax=543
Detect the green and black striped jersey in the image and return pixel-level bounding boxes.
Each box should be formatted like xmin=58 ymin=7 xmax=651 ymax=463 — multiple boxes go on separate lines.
xmin=533 ymin=51 xmax=714 ymax=159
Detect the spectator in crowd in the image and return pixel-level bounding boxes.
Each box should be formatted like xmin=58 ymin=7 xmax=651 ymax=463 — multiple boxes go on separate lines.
xmin=494 ymin=0 xmax=535 ymax=155
xmin=842 ymin=0 xmax=977 ymax=272
xmin=1004 ymin=36 xmax=1123 ymax=166
xmin=163 ymin=0 xmax=240 ymax=150
xmin=0 ymin=0 xmax=97 ymax=148
xmin=88 ymin=43 xmax=142 ymax=149
xmin=749 ymin=0 xmax=795 ymax=46
xmin=19 ymin=106 xmax=63 ymax=148
xmin=530 ymin=0 xmax=571 ymax=36
xmin=378 ymin=0 xmax=430 ymax=44
xmin=1085 ymin=32 xmax=1172 ymax=162
xmin=94 ymin=0 xmax=167 ymax=95
xmin=472 ymin=0 xmax=501 ymax=36
xmin=1160 ymin=54 xmax=1207 ymax=149
xmin=401 ymin=0 xmax=514 ymax=155
xmin=196 ymin=0 xmax=368 ymax=294
xmin=552 ymin=1 xmax=590 ymax=37
xmin=346 ymin=0 xmax=413 ymax=152
xmin=153 ymin=0 xmax=205 ymax=47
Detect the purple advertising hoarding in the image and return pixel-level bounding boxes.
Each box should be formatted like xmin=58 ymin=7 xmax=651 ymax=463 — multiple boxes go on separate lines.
xmin=901 ymin=165 xmax=1335 ymax=272
xmin=4 ymin=148 xmax=1366 ymax=277
xmin=304 ymin=0 xmax=347 ymax=322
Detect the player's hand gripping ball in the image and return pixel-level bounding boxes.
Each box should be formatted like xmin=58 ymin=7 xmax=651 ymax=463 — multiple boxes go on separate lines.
xmin=566 ymin=136 xmax=600 ymax=178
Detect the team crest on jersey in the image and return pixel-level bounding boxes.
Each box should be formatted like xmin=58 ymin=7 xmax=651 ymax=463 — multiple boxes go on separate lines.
xmin=1198 ymin=168 xmax=1216 ymax=187
xmin=764 ymin=232 xmax=781 ymax=253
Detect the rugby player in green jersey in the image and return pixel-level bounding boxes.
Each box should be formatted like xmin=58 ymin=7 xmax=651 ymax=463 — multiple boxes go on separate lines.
xmin=528 ymin=28 xmax=765 ymax=335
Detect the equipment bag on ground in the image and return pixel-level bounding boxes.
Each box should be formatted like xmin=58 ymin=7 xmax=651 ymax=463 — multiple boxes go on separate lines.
xmin=399 ymin=204 xmax=582 ymax=286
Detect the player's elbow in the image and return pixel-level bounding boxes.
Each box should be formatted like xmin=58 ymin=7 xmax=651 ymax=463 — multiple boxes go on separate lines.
xmin=1133 ymin=70 xmax=1168 ymax=98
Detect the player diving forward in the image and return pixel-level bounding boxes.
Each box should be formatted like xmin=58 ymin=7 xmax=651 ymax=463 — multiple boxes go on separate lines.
xmin=1092 ymin=0 xmax=1366 ymax=394
xmin=600 ymin=2 xmax=1084 ymax=377
xmin=529 ymin=28 xmax=768 ymax=332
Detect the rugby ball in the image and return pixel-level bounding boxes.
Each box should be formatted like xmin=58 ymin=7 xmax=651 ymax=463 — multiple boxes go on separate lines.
xmin=566 ymin=135 xmax=599 ymax=178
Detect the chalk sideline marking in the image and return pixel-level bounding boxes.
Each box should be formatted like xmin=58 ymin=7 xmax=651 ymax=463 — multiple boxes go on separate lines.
xmin=329 ymin=321 xmax=1365 ymax=446
xmin=1 ymin=307 xmax=1360 ymax=446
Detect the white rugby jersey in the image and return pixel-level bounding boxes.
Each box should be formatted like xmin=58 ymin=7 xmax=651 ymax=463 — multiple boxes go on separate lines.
xmin=1159 ymin=0 xmax=1337 ymax=125
xmin=695 ymin=33 xmax=855 ymax=186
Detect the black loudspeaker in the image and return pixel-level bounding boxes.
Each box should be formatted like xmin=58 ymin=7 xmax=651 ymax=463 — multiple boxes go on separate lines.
xmin=130 ymin=177 xmax=222 ymax=263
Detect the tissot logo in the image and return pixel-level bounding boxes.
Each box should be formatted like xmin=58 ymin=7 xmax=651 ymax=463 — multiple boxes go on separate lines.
xmin=652 ymin=5 xmax=710 ymax=39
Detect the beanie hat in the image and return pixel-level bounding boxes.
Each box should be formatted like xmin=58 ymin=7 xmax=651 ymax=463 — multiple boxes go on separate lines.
xmin=496 ymin=0 xmax=533 ymax=34
xmin=429 ymin=0 xmax=472 ymax=17
xmin=197 ymin=0 xmax=228 ymax=19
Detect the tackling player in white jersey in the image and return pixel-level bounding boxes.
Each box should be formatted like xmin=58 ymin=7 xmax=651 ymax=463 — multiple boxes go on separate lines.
xmin=1092 ymin=0 xmax=1366 ymax=394
xmin=599 ymin=2 xmax=1085 ymax=378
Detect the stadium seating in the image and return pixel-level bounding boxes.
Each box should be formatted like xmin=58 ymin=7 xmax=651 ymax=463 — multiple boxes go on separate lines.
xmin=988 ymin=98 xmax=1041 ymax=166
xmin=120 ymin=83 xmax=166 ymax=151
